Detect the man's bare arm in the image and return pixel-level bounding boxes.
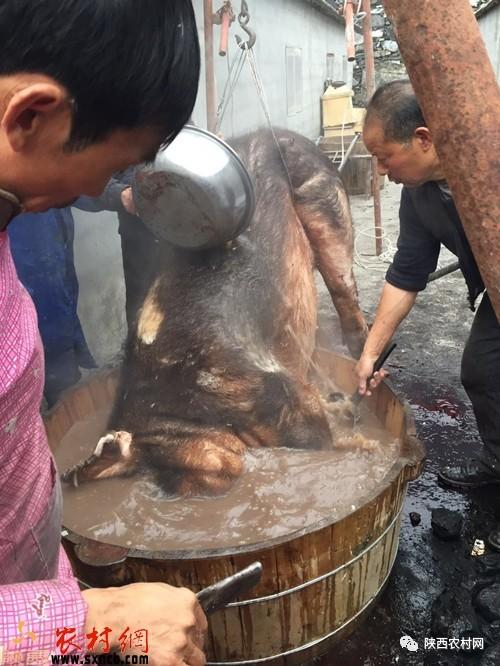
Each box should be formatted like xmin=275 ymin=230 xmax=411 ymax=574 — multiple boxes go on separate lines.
xmin=356 ymin=282 xmax=417 ymax=395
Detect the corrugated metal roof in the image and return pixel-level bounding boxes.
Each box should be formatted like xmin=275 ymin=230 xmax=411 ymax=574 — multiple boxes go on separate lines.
xmin=305 ymin=0 xmax=363 ymax=33
xmin=306 ymin=0 xmax=345 ymax=25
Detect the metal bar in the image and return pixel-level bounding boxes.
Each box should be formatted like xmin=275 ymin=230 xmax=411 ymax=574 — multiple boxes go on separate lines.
xmin=381 ymin=0 xmax=500 ymax=320
xmin=218 ymin=4 xmax=231 ymax=57
xmin=204 ymin=0 xmax=217 ymax=132
xmin=223 ymin=505 xmax=402 ymax=608
xmin=206 ymin=511 xmax=402 ymax=665
xmin=339 ymin=133 xmax=361 ymax=173
xmin=428 ymin=261 xmax=461 ymax=284
xmin=344 ymin=1 xmax=356 ymax=62
xmin=362 ymin=0 xmax=376 ymax=97
xmin=363 ymin=0 xmax=383 ymax=256
xmin=371 ymin=156 xmax=383 ymax=255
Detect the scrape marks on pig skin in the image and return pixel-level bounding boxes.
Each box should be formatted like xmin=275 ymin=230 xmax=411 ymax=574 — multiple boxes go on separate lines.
xmin=137 ymin=279 xmax=164 ymax=345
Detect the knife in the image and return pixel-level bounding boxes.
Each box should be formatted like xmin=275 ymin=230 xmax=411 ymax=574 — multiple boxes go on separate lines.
xmin=196 ymin=562 xmax=263 ymax=615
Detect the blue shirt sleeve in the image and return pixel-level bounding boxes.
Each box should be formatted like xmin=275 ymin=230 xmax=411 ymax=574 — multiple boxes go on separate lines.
xmin=386 ymin=187 xmax=441 ymax=292
xmin=73 ymin=168 xmax=135 ymax=213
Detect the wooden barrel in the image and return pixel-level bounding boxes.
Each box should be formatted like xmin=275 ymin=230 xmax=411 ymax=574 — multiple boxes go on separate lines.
xmin=45 ymin=350 xmax=425 ymax=665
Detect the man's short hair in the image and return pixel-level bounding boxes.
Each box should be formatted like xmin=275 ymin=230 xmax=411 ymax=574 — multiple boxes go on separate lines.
xmin=0 ymin=0 xmax=200 ymax=150
xmin=365 ymin=80 xmax=427 ymax=143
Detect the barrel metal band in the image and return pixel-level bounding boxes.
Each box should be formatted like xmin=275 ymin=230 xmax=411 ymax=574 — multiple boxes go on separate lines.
xmin=207 ymin=507 xmax=402 ymax=665
xmin=226 ymin=505 xmax=402 ymax=608
xmin=207 ymin=552 xmax=397 ymax=665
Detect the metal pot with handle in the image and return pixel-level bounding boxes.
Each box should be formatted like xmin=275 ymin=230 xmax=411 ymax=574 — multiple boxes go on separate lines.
xmin=133 ymin=126 xmax=255 ymax=250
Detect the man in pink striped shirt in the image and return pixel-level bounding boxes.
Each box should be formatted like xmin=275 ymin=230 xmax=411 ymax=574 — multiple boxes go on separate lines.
xmin=0 ymin=1 xmax=207 ymax=664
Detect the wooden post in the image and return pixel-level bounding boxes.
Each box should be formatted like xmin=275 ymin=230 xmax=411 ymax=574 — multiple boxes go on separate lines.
xmin=204 ymin=0 xmax=217 ymax=132
xmin=362 ymin=0 xmax=383 ymax=256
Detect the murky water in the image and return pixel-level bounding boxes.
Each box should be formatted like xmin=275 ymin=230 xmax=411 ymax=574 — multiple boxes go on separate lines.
xmin=56 ymin=407 xmax=401 ymax=553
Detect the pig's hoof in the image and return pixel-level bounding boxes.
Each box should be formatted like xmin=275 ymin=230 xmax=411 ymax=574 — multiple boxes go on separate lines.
xmin=61 ymin=452 xmax=99 ymax=486
xmin=61 ymin=431 xmax=137 ymax=485
xmin=343 ymin=324 xmax=369 ymax=359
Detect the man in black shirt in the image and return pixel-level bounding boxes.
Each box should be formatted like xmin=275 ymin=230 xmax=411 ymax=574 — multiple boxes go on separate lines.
xmin=356 ymin=80 xmax=500 ymax=550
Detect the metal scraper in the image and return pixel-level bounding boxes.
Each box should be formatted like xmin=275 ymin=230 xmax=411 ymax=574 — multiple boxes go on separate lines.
xmin=351 ymin=342 xmax=397 ymax=427
xmin=196 ymin=562 xmax=263 ymax=615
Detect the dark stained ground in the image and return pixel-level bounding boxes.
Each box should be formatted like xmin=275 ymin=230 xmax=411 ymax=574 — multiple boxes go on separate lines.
xmin=312 ymin=183 xmax=498 ymax=666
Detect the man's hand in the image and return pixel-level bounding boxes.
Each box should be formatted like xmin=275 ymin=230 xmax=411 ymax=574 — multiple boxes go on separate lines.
xmin=355 ymin=352 xmax=388 ymax=397
xmin=120 ymin=187 xmax=137 ymax=215
xmin=355 ymin=283 xmax=417 ymax=397
xmin=83 ymin=582 xmax=207 ymax=665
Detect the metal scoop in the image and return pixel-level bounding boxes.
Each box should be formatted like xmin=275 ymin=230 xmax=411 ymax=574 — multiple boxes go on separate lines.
xmin=133 ymin=126 xmax=255 ymax=250
xmin=351 ymin=342 xmax=397 ymax=427
xmin=196 ymin=562 xmax=263 ymax=615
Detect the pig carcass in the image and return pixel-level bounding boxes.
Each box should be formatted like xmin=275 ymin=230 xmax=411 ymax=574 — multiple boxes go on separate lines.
xmin=63 ymin=129 xmax=367 ymax=495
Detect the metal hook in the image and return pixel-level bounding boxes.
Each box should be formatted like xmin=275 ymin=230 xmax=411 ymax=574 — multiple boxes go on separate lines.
xmin=240 ymin=0 xmax=249 ymax=19
xmin=236 ymin=0 xmax=256 ymax=50
xmin=236 ymin=23 xmax=256 ymax=50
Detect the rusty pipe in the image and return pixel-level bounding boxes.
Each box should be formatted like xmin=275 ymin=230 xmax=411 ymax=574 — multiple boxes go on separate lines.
xmin=381 ymin=0 xmax=500 ymax=320
xmin=362 ymin=0 xmax=383 ymax=256
xmin=362 ymin=0 xmax=375 ymax=98
xmin=204 ymin=0 xmax=217 ymax=132
xmin=218 ymin=4 xmax=232 ymax=57
xmin=344 ymin=1 xmax=356 ymax=62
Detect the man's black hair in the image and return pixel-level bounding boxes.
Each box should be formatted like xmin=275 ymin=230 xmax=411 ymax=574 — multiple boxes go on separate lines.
xmin=365 ymin=79 xmax=427 ymax=143
xmin=0 ymin=0 xmax=200 ymax=149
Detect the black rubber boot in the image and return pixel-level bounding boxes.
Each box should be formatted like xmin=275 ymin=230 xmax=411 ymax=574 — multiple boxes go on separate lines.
xmin=488 ymin=524 xmax=500 ymax=552
xmin=438 ymin=459 xmax=500 ymax=489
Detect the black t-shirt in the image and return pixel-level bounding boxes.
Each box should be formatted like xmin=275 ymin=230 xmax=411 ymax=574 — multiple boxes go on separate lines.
xmin=386 ymin=181 xmax=484 ymax=309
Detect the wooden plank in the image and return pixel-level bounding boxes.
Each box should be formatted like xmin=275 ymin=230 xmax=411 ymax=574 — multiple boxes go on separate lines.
xmin=233 ymin=548 xmax=283 ymax=661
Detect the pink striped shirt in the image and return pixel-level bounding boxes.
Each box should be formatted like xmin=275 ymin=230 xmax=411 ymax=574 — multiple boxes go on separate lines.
xmin=0 ymin=232 xmax=87 ymax=660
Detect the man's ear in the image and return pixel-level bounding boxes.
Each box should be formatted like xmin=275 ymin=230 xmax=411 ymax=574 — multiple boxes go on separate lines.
xmin=1 ymin=83 xmax=72 ymax=152
xmin=414 ymin=126 xmax=434 ymax=153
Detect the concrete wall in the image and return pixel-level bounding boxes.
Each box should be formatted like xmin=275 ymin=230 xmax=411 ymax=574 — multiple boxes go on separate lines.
xmin=478 ymin=4 xmax=500 ymax=81
xmin=73 ymin=209 xmax=126 ymax=366
xmin=74 ymin=0 xmax=351 ymax=365
xmin=192 ymin=0 xmax=351 ymax=138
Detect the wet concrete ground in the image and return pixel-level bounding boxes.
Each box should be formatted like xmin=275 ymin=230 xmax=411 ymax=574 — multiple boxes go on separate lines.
xmin=314 ymin=182 xmax=499 ymax=665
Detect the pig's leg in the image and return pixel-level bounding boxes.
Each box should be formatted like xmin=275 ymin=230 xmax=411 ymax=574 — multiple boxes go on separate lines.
xmin=62 ymin=425 xmax=246 ymax=496
xmin=231 ymin=371 xmax=334 ymax=452
xmin=61 ymin=430 xmax=140 ymax=487
xmin=140 ymin=429 xmax=246 ymax=496
xmin=279 ymin=136 xmax=368 ymax=357
xmin=298 ymin=194 xmax=368 ymax=358
xmin=192 ymin=362 xmax=334 ymax=452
